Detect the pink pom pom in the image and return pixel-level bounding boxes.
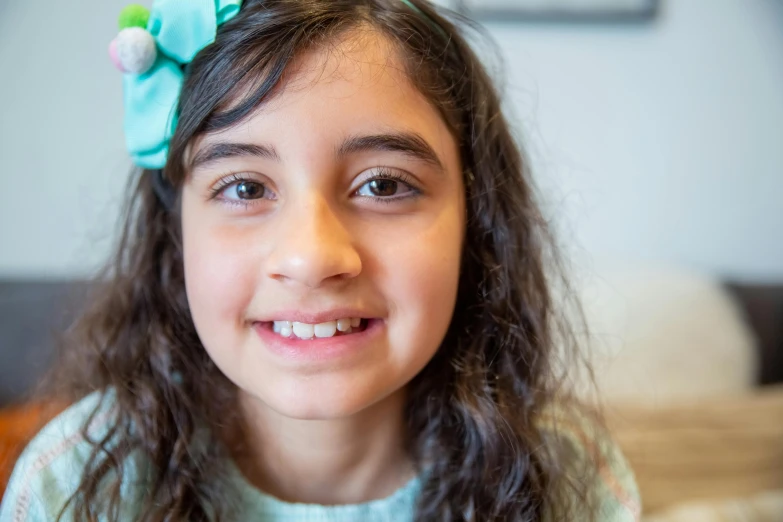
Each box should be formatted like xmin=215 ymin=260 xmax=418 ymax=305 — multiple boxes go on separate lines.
xmin=109 ymin=39 xmax=127 ymax=73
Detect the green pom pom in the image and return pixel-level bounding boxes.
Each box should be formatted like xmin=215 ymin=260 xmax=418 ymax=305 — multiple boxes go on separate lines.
xmin=118 ymin=4 xmax=150 ymax=31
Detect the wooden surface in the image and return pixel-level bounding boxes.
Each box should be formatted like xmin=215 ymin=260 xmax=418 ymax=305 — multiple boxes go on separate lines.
xmin=0 ymin=402 xmax=66 ymax=496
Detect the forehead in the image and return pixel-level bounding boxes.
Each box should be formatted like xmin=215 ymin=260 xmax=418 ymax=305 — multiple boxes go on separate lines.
xmin=187 ymin=28 xmax=459 ymax=172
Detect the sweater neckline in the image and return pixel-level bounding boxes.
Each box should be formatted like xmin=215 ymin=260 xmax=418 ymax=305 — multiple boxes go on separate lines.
xmin=226 ymin=459 xmax=423 ymax=519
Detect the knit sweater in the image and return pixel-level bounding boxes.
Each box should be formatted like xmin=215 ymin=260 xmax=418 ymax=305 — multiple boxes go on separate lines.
xmin=0 ymin=391 xmax=641 ymax=521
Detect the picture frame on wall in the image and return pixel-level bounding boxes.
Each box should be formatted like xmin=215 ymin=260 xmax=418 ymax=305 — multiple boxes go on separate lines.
xmin=454 ymin=0 xmax=659 ymax=23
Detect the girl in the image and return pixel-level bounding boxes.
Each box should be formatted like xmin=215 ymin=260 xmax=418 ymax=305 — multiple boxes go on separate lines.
xmin=0 ymin=0 xmax=640 ymax=520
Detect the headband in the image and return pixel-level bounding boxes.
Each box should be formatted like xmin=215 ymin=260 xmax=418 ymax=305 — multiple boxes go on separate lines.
xmin=109 ymin=1 xmax=243 ymax=169
xmin=111 ymin=0 xmax=444 ymax=170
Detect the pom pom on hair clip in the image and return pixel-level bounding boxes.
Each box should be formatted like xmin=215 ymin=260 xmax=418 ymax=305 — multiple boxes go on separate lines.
xmin=109 ymin=4 xmax=157 ymax=75
xmin=118 ymin=3 xmax=150 ymax=30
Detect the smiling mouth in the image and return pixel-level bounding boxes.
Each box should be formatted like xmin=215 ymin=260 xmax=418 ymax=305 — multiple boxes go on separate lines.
xmin=265 ymin=318 xmax=368 ymax=340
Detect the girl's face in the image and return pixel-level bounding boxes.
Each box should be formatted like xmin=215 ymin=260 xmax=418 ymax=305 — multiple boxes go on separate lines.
xmin=181 ymin=30 xmax=464 ymax=420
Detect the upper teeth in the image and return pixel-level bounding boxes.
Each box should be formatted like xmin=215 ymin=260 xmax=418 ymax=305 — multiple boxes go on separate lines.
xmin=273 ymin=318 xmax=362 ymax=339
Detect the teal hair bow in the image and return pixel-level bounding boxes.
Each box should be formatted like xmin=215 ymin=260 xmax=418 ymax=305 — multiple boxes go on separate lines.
xmin=115 ymin=0 xmax=243 ymax=169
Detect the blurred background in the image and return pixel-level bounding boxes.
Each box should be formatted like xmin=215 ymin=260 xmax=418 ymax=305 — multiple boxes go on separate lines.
xmin=1 ymin=0 xmax=782 ymax=518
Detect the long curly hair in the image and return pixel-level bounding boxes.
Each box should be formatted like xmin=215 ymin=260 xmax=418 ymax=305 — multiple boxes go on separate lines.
xmin=39 ymin=0 xmax=607 ymax=520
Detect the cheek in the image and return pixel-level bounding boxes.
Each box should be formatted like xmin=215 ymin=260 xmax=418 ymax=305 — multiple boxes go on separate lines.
xmin=372 ymin=205 xmax=464 ymax=357
xmin=181 ymin=204 xmax=259 ymax=339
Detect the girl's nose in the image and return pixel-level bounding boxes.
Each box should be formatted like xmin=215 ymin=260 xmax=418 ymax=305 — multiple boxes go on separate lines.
xmin=265 ymin=194 xmax=362 ymax=288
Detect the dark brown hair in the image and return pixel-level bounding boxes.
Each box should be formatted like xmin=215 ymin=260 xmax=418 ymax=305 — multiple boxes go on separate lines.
xmin=41 ymin=0 xmax=607 ymax=520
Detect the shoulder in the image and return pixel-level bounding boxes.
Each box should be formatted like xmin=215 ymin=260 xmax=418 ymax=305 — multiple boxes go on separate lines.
xmin=536 ymin=401 xmax=642 ymax=522
xmin=0 ymin=391 xmax=121 ymax=521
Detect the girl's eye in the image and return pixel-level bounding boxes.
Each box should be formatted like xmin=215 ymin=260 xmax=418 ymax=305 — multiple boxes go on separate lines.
xmin=225 ymin=180 xmax=266 ymax=200
xmin=355 ymin=172 xmax=418 ymax=200
xmin=209 ymin=174 xmax=276 ymax=205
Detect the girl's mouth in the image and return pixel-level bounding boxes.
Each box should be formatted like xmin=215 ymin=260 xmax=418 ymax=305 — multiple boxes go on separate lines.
xmin=253 ymin=319 xmax=383 ymax=362
xmin=267 ymin=318 xmax=368 ymax=340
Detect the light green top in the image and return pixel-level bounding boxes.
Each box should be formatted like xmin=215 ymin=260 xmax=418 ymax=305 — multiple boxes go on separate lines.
xmin=0 ymin=391 xmax=641 ymax=521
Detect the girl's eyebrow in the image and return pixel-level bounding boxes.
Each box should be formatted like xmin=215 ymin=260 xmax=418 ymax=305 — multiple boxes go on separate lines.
xmin=189 ymin=131 xmax=446 ymax=174
xmin=337 ymin=132 xmax=445 ymax=173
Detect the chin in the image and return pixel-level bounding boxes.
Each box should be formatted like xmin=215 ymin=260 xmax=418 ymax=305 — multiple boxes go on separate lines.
xmin=255 ymin=377 xmax=392 ymax=421
xmin=270 ymin=401 xmax=362 ymax=420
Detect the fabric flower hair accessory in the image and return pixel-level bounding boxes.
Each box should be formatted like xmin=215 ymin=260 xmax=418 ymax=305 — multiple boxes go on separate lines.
xmin=109 ymin=1 xmax=243 ymax=169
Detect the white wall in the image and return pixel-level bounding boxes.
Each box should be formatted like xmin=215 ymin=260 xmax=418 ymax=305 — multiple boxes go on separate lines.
xmin=486 ymin=0 xmax=783 ymax=281
xmin=0 ymin=0 xmax=131 ymax=279
xmin=1 ymin=0 xmax=781 ymax=281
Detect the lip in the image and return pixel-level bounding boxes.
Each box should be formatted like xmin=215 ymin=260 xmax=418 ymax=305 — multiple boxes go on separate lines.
xmin=257 ymin=308 xmax=371 ymax=324
xmin=253 ymin=318 xmax=384 ymax=363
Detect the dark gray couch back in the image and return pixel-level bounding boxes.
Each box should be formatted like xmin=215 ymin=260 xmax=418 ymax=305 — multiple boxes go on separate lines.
xmin=0 ymin=281 xmax=88 ymax=406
